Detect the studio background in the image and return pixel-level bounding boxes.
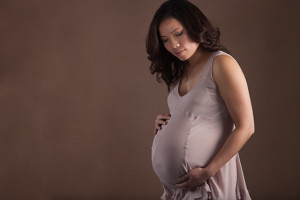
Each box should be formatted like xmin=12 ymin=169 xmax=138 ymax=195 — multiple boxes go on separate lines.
xmin=0 ymin=0 xmax=299 ymax=199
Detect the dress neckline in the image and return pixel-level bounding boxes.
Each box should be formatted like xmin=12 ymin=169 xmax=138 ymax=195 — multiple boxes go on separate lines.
xmin=176 ymin=51 xmax=215 ymax=98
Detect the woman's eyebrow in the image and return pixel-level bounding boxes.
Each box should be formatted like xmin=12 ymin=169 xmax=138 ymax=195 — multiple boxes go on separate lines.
xmin=160 ymin=28 xmax=181 ymax=38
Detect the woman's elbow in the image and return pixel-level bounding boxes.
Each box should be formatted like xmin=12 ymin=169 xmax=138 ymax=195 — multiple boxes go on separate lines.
xmin=237 ymin=122 xmax=255 ymax=136
xmin=245 ymin=117 xmax=255 ymax=136
xmin=250 ymin=126 xmax=255 ymax=136
xmin=249 ymin=122 xmax=255 ymax=136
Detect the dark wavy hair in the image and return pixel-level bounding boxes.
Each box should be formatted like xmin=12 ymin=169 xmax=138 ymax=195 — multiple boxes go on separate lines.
xmin=146 ymin=0 xmax=230 ymax=92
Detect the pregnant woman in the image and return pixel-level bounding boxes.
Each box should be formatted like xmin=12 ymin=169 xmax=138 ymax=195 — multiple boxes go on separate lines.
xmin=146 ymin=0 xmax=255 ymax=199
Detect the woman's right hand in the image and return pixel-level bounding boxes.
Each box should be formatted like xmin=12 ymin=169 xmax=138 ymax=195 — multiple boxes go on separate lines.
xmin=153 ymin=112 xmax=171 ymax=135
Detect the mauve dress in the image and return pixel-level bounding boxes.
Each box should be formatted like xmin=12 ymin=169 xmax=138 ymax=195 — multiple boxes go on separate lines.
xmin=151 ymin=50 xmax=251 ymax=200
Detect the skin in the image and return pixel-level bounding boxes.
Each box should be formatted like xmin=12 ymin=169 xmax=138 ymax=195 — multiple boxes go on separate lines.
xmin=154 ymin=17 xmax=255 ymax=191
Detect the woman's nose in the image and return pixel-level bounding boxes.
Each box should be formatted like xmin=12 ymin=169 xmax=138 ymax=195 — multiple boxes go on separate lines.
xmin=170 ymin=38 xmax=180 ymax=49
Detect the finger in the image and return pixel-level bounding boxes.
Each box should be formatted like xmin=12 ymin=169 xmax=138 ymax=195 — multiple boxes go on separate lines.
xmin=162 ymin=114 xmax=171 ymax=119
xmin=155 ymin=123 xmax=161 ymax=130
xmin=154 ymin=119 xmax=161 ymax=129
xmin=155 ymin=119 xmax=168 ymax=129
xmin=159 ymin=119 xmax=168 ymax=125
xmin=156 ymin=114 xmax=166 ymax=120
xmin=175 ymin=180 xmax=188 ymax=188
xmin=177 ymin=173 xmax=190 ymax=182
xmin=176 ymin=182 xmax=195 ymax=191
xmin=158 ymin=114 xmax=171 ymax=120
xmin=164 ymin=112 xmax=171 ymax=117
xmin=154 ymin=123 xmax=162 ymax=130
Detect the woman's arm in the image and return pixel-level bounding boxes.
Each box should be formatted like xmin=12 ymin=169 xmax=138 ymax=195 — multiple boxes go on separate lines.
xmin=206 ymin=54 xmax=255 ymax=176
xmin=176 ymin=54 xmax=255 ymax=190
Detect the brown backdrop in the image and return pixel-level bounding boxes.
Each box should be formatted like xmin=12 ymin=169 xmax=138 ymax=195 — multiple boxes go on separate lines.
xmin=1 ymin=0 xmax=299 ymax=199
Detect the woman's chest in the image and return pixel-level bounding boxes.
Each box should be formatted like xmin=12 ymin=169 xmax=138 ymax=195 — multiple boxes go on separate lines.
xmin=167 ymin=81 xmax=226 ymax=119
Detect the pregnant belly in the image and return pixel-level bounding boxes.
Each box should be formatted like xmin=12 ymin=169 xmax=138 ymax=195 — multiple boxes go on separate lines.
xmin=151 ymin=109 xmax=232 ymax=186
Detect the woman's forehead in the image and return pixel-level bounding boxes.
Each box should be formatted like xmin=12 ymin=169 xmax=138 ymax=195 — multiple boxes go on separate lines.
xmin=159 ymin=17 xmax=183 ymax=37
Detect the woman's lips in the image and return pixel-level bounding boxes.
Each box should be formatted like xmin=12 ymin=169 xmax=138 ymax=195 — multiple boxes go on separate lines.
xmin=175 ymin=49 xmax=184 ymax=56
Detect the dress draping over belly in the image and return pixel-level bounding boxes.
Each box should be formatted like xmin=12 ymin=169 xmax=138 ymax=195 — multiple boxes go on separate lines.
xmin=151 ymin=50 xmax=252 ymax=200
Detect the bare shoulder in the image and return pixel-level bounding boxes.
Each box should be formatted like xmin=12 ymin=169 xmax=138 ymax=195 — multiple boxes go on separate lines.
xmin=212 ymin=54 xmax=245 ymax=86
xmin=211 ymin=53 xmax=254 ymax=133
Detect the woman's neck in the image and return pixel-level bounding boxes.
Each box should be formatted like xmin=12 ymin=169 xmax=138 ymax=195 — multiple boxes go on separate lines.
xmin=186 ymin=47 xmax=209 ymax=69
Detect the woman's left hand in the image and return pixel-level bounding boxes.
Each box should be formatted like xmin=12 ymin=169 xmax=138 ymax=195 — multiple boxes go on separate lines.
xmin=175 ymin=167 xmax=212 ymax=191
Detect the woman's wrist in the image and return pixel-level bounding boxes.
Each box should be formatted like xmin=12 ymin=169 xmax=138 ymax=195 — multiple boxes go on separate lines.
xmin=205 ymin=162 xmax=219 ymax=177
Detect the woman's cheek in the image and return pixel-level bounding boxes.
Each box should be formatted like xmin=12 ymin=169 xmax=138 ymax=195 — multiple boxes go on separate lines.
xmin=165 ymin=46 xmax=170 ymax=53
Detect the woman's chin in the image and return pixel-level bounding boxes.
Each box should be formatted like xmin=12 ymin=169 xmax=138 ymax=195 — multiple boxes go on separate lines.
xmin=176 ymin=56 xmax=188 ymax=61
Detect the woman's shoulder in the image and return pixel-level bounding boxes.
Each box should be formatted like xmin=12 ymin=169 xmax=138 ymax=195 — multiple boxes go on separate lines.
xmin=212 ymin=51 xmax=243 ymax=85
xmin=213 ymin=50 xmax=238 ymax=67
xmin=214 ymin=50 xmax=235 ymax=60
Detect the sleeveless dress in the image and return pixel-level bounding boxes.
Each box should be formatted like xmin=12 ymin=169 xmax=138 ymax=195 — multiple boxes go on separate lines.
xmin=151 ymin=50 xmax=251 ymax=200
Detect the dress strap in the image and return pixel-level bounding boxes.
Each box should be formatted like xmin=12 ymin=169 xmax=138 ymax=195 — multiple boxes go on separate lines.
xmin=205 ymin=50 xmax=235 ymax=86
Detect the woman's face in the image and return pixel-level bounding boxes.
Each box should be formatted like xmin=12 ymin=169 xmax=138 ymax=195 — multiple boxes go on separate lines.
xmin=159 ymin=17 xmax=200 ymax=61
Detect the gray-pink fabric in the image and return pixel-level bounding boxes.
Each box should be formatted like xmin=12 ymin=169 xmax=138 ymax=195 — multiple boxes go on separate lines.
xmin=151 ymin=50 xmax=251 ymax=200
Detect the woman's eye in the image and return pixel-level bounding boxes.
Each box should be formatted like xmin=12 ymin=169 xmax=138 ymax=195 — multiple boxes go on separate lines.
xmin=176 ymin=31 xmax=183 ymax=36
xmin=162 ymin=39 xmax=168 ymax=43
